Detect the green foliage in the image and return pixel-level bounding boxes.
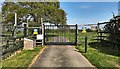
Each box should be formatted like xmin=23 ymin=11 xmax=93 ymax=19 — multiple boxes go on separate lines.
xmin=2 ymin=2 xmax=67 ymax=27
xmin=104 ymin=16 xmax=120 ymax=46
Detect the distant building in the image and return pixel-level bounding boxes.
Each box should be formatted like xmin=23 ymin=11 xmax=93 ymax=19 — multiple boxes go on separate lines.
xmin=91 ymin=25 xmax=97 ymax=30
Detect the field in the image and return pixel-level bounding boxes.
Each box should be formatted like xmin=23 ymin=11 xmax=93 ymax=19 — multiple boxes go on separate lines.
xmin=76 ymin=32 xmax=120 ymax=69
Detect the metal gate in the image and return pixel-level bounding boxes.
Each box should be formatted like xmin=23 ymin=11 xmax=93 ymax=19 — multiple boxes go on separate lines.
xmin=44 ymin=25 xmax=78 ymax=45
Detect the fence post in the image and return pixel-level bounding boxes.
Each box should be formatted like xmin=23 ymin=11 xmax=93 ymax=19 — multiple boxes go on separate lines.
xmin=24 ymin=23 xmax=27 ymax=37
xmin=41 ymin=18 xmax=44 ymax=45
xmin=43 ymin=24 xmax=45 ymax=45
xmin=75 ymin=24 xmax=78 ymax=46
xmin=27 ymin=19 xmax=29 ymax=36
xmin=97 ymin=23 xmax=100 ymax=42
xmin=13 ymin=13 xmax=17 ymax=37
xmin=85 ymin=36 xmax=88 ymax=53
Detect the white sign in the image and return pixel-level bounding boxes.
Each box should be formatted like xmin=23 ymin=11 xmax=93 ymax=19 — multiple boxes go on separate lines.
xmin=37 ymin=34 xmax=43 ymax=40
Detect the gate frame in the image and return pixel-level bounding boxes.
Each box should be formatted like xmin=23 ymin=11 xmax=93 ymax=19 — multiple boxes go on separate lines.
xmin=43 ymin=24 xmax=78 ymax=45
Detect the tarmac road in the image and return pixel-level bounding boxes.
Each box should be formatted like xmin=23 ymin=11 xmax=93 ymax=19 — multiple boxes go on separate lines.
xmin=31 ymin=37 xmax=96 ymax=69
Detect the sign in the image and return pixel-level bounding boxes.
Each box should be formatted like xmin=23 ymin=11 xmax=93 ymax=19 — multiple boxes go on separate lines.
xmin=33 ymin=29 xmax=38 ymax=35
xmin=37 ymin=34 xmax=43 ymax=40
xmin=82 ymin=28 xmax=87 ymax=34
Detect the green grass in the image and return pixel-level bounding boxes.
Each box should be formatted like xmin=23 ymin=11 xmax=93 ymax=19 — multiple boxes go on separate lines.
xmin=76 ymin=44 xmax=119 ymax=69
xmin=2 ymin=46 xmax=44 ymax=68
xmin=75 ymin=32 xmax=120 ymax=69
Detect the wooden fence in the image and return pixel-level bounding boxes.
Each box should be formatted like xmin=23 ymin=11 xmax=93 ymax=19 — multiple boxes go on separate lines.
xmin=97 ymin=15 xmax=120 ymax=47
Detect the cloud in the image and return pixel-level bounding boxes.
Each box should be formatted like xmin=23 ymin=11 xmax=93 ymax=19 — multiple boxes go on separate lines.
xmin=79 ymin=5 xmax=92 ymax=9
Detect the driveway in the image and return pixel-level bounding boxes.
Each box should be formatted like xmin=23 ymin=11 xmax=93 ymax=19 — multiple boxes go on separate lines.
xmin=30 ymin=37 xmax=96 ymax=68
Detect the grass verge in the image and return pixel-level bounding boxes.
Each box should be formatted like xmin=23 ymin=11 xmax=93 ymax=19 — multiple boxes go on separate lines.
xmin=76 ymin=32 xmax=120 ymax=69
xmin=2 ymin=46 xmax=44 ymax=68
xmin=76 ymin=44 xmax=119 ymax=69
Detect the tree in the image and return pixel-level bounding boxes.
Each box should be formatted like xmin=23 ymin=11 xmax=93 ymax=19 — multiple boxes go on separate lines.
xmin=104 ymin=16 xmax=120 ymax=51
xmin=2 ymin=1 xmax=67 ymax=27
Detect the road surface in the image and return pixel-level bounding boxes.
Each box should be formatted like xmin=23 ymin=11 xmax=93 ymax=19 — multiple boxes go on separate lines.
xmin=31 ymin=37 xmax=96 ymax=68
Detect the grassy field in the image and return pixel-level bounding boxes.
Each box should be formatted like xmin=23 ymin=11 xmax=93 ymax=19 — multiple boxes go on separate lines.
xmin=2 ymin=31 xmax=119 ymax=69
xmin=76 ymin=32 xmax=120 ymax=69
xmin=2 ymin=46 xmax=44 ymax=68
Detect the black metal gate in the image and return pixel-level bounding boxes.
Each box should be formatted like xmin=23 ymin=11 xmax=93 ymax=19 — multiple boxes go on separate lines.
xmin=44 ymin=25 xmax=78 ymax=45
